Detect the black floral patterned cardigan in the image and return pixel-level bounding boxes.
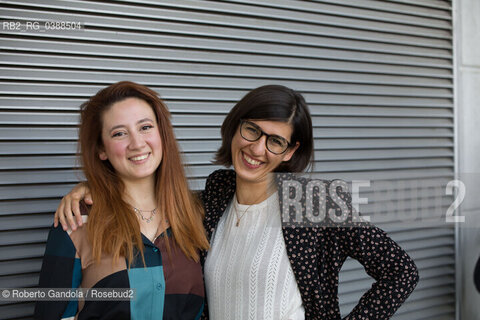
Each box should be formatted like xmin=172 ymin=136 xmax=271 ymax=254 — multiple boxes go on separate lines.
xmin=200 ymin=169 xmax=419 ymax=320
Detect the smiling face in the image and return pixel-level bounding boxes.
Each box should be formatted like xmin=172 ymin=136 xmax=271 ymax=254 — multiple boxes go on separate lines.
xmin=98 ymin=97 xmax=163 ymax=185
xmin=231 ymin=119 xmax=299 ymax=186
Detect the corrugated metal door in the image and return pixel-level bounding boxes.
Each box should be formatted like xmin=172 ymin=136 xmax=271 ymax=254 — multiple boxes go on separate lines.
xmin=0 ymin=0 xmax=454 ymax=319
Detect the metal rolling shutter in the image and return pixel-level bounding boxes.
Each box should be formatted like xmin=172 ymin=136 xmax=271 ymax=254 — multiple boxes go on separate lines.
xmin=0 ymin=0 xmax=454 ymax=319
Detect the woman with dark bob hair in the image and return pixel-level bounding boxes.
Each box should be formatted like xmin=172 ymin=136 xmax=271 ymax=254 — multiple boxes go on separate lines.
xmin=214 ymin=84 xmax=313 ymax=173
xmin=54 ymin=84 xmax=418 ymax=319
xmin=36 ymin=81 xmax=209 ymax=319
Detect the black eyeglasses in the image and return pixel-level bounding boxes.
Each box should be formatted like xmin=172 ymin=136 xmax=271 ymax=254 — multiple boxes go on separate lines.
xmin=240 ymin=120 xmax=293 ymax=155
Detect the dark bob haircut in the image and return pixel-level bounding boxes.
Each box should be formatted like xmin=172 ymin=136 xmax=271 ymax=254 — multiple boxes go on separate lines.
xmin=214 ymin=84 xmax=313 ymax=172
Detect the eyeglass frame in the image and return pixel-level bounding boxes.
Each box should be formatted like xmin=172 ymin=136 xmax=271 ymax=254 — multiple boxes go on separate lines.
xmin=239 ymin=119 xmax=294 ymax=155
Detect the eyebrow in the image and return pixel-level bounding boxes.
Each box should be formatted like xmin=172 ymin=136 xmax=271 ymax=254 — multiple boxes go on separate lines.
xmin=108 ymin=118 xmax=154 ymax=133
xmin=247 ymin=121 xmax=289 ymax=141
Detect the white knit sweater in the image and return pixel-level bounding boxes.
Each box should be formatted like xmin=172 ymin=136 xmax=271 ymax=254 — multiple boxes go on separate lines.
xmin=204 ymin=192 xmax=305 ymax=320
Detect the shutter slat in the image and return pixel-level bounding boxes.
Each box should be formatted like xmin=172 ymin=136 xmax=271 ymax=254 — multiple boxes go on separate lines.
xmin=0 ymin=63 xmax=455 ymax=90
xmin=0 ymin=244 xmax=46 ymax=261
xmin=2 ymin=38 xmax=454 ymax=72
xmin=0 ymin=259 xmax=43 ymax=276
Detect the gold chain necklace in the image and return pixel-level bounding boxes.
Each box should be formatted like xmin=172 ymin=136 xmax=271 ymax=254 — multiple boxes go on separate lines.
xmin=233 ymin=191 xmax=270 ymax=227
xmin=234 ymin=201 xmax=254 ymax=227
xmin=234 ymin=180 xmax=276 ymax=227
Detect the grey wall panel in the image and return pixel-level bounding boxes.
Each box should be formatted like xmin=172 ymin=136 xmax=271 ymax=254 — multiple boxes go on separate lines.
xmin=0 ymin=0 xmax=454 ymax=318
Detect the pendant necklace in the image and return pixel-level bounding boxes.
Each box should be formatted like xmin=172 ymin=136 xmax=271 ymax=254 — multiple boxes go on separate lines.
xmin=133 ymin=206 xmax=157 ymax=223
xmin=234 ymin=191 xmax=270 ymax=227
xmin=234 ymin=201 xmax=254 ymax=227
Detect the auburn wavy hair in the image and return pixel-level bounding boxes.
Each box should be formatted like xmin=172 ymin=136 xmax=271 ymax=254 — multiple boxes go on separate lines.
xmin=79 ymin=81 xmax=208 ymax=265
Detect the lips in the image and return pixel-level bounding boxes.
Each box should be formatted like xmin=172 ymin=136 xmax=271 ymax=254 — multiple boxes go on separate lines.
xmin=242 ymin=152 xmax=263 ymax=168
xmin=129 ymin=153 xmax=150 ymax=162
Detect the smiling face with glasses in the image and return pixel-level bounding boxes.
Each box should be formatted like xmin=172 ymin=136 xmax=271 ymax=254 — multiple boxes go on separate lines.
xmin=240 ymin=120 xmax=293 ymax=155
xmin=231 ymin=119 xmax=299 ymax=186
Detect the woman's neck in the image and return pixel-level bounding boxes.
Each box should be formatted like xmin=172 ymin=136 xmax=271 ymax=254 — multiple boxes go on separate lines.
xmin=235 ymin=175 xmax=275 ymax=205
xmin=122 ymin=177 xmax=157 ymax=209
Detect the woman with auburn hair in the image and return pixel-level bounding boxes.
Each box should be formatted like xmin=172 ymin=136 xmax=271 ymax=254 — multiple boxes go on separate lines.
xmin=35 ymin=81 xmax=209 ymax=320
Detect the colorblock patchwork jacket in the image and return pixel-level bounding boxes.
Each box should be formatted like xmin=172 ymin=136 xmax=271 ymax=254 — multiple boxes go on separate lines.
xmin=35 ymin=204 xmax=204 ymax=320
